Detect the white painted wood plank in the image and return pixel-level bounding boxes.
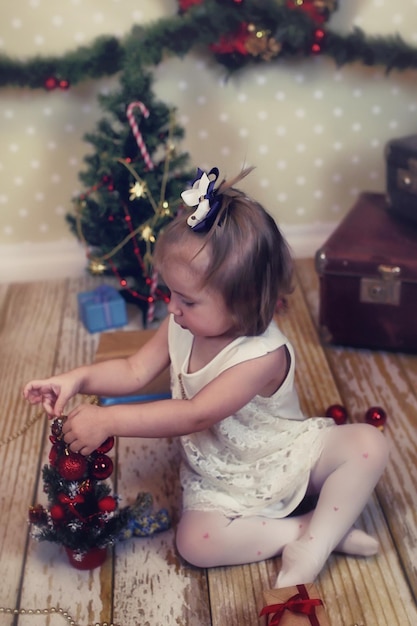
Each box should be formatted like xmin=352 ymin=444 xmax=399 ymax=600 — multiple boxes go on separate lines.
xmin=112 ymin=433 xmax=211 ymax=625
xmin=0 ymin=281 xmax=70 ymax=624
xmin=16 ymin=276 xmax=112 ymax=626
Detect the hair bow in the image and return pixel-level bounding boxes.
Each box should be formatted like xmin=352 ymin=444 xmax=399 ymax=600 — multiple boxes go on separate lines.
xmin=181 ymin=167 xmax=222 ymax=232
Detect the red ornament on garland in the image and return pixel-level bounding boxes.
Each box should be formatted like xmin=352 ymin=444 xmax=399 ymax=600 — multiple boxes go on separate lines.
xmin=365 ymin=406 xmax=387 ymax=430
xmin=57 ymin=451 xmax=88 ymax=481
xmin=44 ymin=76 xmax=70 ymax=91
xmin=325 ymin=404 xmax=348 ymax=425
xmin=178 ymin=0 xmax=203 ymax=10
xmin=44 ymin=76 xmax=58 ymax=90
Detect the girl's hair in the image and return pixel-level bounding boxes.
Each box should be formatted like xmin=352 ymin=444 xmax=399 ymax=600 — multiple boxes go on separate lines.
xmin=154 ymin=167 xmax=293 ymax=336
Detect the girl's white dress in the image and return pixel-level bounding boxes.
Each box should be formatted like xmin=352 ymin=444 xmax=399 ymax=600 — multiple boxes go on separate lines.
xmin=168 ymin=315 xmax=335 ymax=519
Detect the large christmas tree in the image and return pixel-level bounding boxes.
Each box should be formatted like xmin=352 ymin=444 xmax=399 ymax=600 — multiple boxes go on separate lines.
xmin=67 ymin=48 xmax=193 ymax=320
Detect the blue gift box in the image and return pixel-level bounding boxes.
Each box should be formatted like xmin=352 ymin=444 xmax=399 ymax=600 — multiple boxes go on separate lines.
xmin=78 ymin=285 xmax=128 ymax=333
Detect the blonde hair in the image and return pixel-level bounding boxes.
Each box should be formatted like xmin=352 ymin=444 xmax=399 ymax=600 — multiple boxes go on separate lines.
xmin=154 ymin=167 xmax=293 ymax=335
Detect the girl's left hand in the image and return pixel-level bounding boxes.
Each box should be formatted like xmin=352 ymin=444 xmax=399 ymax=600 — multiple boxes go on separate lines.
xmin=62 ymin=403 xmax=111 ymax=456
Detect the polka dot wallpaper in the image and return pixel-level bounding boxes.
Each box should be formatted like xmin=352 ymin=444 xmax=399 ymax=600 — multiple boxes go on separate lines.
xmin=1 ymin=0 xmax=417 ymax=279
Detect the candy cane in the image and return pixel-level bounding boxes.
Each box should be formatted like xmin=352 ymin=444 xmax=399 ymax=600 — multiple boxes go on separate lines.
xmin=126 ymin=102 xmax=155 ymax=170
xmin=146 ymin=268 xmax=158 ymax=325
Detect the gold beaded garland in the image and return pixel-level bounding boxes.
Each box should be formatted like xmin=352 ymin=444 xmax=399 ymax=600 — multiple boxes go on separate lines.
xmin=0 ymin=605 xmax=119 ymax=626
xmin=0 ymin=408 xmax=44 ymax=448
xmin=1 ymin=396 xmax=99 ymax=449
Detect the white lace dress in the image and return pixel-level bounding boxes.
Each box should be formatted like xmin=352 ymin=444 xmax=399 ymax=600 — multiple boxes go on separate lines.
xmin=168 ymin=315 xmax=335 ymax=519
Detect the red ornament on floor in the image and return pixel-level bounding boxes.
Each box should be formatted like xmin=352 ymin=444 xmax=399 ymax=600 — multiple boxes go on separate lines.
xmin=365 ymin=406 xmax=387 ymax=430
xmin=325 ymin=404 xmax=348 ymax=425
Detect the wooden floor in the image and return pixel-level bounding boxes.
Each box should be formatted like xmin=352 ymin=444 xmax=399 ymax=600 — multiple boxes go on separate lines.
xmin=1 ymin=258 xmax=416 ymax=626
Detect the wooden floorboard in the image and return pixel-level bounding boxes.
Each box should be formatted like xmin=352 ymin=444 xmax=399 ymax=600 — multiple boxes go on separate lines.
xmin=296 ymin=258 xmax=417 ymax=606
xmin=0 ymin=262 xmax=416 ymax=625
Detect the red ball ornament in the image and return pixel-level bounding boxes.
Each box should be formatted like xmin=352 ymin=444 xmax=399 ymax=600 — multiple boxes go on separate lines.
xmin=98 ymin=496 xmax=117 ymax=513
xmin=365 ymin=406 xmax=387 ymax=430
xmin=90 ymin=454 xmax=114 ymax=480
xmin=57 ymin=451 xmax=88 ymax=481
xmin=59 ymin=79 xmax=70 ymax=90
xmin=96 ymin=437 xmax=115 ymax=454
xmin=325 ymin=404 xmax=348 ymax=425
xmin=50 ymin=504 xmax=66 ymax=521
xmin=44 ymin=76 xmax=58 ymax=90
xmin=311 ymin=43 xmax=322 ymax=54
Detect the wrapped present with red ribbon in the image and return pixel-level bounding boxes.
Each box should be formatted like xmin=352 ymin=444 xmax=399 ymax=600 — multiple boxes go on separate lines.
xmin=260 ymin=584 xmax=330 ymax=626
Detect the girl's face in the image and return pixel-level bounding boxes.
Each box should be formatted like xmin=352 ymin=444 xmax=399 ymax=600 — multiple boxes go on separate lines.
xmin=161 ymin=245 xmax=236 ymax=339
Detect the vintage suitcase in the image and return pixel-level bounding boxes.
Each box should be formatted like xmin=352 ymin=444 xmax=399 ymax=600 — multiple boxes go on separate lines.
xmin=315 ymin=192 xmax=417 ymax=352
xmin=386 ymin=134 xmax=417 ymax=223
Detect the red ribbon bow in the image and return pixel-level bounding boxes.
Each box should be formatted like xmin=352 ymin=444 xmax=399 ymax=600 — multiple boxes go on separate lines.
xmin=260 ymin=584 xmax=323 ymax=626
xmin=58 ymin=493 xmax=86 ymax=521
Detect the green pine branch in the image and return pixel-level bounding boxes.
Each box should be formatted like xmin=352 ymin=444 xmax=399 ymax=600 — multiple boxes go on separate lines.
xmin=1 ymin=0 xmax=417 ymax=91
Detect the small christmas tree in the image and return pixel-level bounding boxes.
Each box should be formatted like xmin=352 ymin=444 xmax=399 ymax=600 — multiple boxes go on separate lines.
xmin=66 ymin=56 xmax=193 ymax=322
xmin=29 ymin=416 xmax=170 ymax=569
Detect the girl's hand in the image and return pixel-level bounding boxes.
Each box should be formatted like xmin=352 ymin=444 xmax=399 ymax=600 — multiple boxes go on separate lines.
xmin=62 ymin=404 xmax=111 ymax=456
xmin=23 ymin=375 xmax=81 ymax=417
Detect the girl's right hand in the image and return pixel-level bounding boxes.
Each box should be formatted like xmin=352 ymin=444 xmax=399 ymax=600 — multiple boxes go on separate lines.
xmin=23 ymin=375 xmax=81 ymax=417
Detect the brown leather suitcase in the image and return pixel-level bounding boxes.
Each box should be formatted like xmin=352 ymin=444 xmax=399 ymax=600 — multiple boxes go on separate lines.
xmin=315 ymin=192 xmax=417 ymax=352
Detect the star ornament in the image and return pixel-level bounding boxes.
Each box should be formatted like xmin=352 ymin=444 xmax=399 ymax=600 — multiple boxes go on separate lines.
xmin=141 ymin=225 xmax=155 ymax=242
xmin=129 ymin=181 xmax=147 ymax=201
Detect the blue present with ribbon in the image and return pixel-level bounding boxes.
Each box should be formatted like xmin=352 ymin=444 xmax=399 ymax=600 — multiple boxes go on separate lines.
xmin=78 ymin=285 xmax=128 ymax=333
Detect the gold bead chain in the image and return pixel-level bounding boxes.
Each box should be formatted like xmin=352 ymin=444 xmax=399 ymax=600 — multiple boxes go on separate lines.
xmin=0 ymin=606 xmax=121 ymax=626
xmin=0 ymin=396 xmax=99 ymax=449
xmin=0 ymin=408 xmax=44 ymax=448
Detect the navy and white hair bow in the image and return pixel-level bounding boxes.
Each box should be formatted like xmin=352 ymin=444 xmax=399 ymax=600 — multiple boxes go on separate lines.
xmin=181 ymin=167 xmax=222 ymax=232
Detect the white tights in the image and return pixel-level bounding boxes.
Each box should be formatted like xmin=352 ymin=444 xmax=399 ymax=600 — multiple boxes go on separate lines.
xmin=176 ymin=423 xmax=389 ymax=587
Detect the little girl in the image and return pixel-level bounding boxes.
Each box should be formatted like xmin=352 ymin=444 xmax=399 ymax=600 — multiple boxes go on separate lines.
xmin=24 ymin=167 xmax=389 ymax=588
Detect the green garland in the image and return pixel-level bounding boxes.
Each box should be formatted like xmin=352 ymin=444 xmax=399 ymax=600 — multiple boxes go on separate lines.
xmin=1 ymin=0 xmax=417 ymax=91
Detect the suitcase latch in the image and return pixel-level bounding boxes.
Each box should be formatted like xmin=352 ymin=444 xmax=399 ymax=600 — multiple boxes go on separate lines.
xmin=397 ymin=157 xmax=417 ymax=193
xmin=360 ymin=265 xmax=401 ymax=305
